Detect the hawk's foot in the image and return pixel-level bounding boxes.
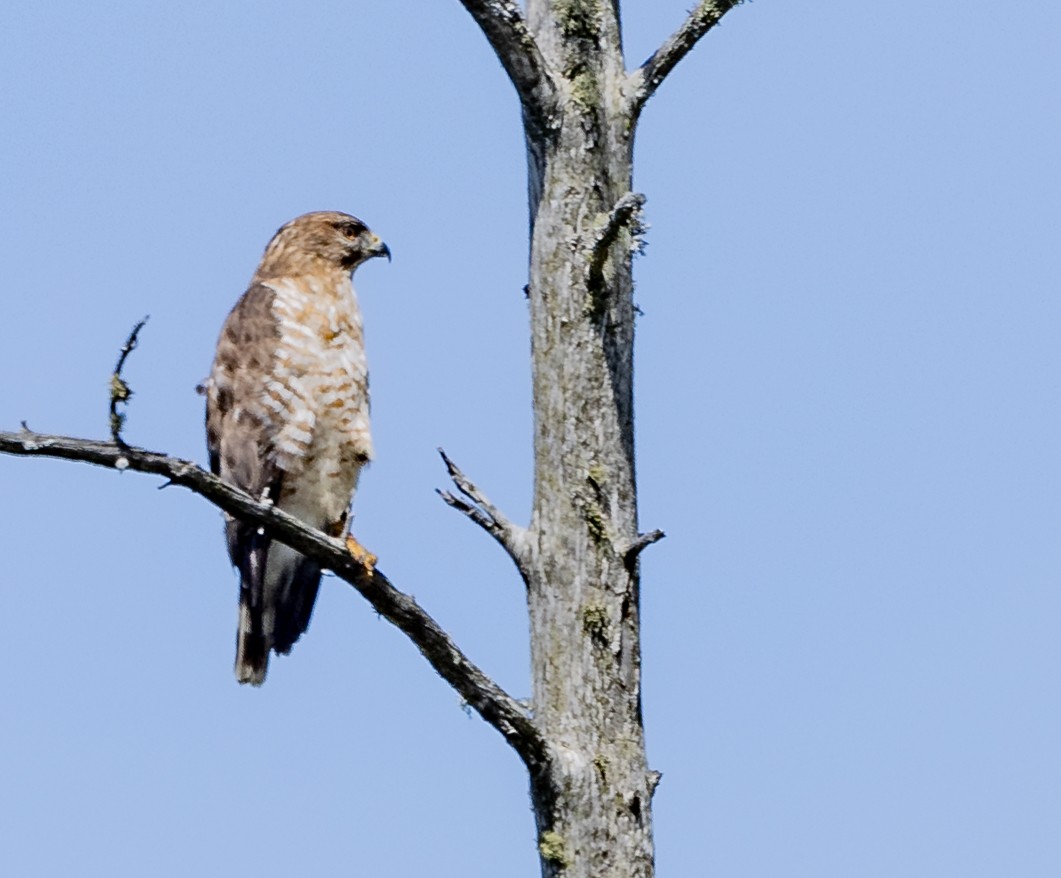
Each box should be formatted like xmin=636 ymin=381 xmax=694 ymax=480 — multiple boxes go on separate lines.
xmin=345 ymin=534 xmax=377 ymax=574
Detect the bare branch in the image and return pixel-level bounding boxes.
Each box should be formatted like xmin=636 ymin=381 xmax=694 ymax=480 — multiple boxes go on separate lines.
xmin=0 ymin=428 xmax=549 ymax=773
xmin=458 ymin=0 xmax=557 ymax=132
xmin=629 ymin=0 xmax=744 ymax=116
xmin=108 ymin=316 xmax=149 ymax=446
xmin=437 ymin=448 xmax=531 ymax=577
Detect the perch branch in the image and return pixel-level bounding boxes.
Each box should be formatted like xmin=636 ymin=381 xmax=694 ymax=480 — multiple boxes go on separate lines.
xmin=436 ymin=448 xmax=531 ymax=578
xmin=629 ymin=0 xmax=744 ymax=116
xmin=108 ymin=316 xmax=149 ymax=446
xmin=0 ymin=428 xmax=548 ymax=773
xmin=458 ymin=0 xmax=557 ymax=133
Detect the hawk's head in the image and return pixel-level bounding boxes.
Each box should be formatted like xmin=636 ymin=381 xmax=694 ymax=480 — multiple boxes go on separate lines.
xmin=258 ymin=211 xmax=390 ymax=279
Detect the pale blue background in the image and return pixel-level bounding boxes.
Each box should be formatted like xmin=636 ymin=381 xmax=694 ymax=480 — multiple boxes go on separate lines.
xmin=1 ymin=3 xmax=1059 ymax=876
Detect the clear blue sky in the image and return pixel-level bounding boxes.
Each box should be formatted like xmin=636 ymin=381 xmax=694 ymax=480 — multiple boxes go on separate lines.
xmin=2 ymin=3 xmax=1059 ymax=876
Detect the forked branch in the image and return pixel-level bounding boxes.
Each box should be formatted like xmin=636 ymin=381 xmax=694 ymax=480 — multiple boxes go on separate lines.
xmin=458 ymin=0 xmax=557 ymax=133
xmin=437 ymin=448 xmax=532 ymax=579
xmin=629 ymin=0 xmax=744 ymax=116
xmin=0 ymin=427 xmax=548 ymax=773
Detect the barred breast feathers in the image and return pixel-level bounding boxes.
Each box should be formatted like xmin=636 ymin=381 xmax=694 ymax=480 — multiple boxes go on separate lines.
xmin=262 ymin=274 xmax=373 ymax=475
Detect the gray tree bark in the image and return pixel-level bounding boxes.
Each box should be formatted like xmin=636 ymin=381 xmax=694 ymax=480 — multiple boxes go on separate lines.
xmin=522 ymin=5 xmax=653 ymax=875
xmin=458 ymin=3 xmax=742 ymax=876
xmin=0 ymin=3 xmax=744 ymax=877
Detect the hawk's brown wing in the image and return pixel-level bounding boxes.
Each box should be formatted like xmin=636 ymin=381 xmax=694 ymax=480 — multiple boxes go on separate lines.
xmin=206 ymin=282 xmax=280 ymax=488
xmin=205 ymin=283 xmax=284 ymax=683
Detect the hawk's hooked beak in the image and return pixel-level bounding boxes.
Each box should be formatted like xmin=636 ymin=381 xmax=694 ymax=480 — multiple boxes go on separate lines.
xmin=367 ymin=235 xmax=391 ymax=263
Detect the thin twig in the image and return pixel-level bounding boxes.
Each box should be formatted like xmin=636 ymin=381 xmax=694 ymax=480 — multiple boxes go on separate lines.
xmin=436 ymin=489 xmax=497 ymax=535
xmin=458 ymin=0 xmax=558 ymax=134
xmin=629 ymin=0 xmax=744 ymax=116
xmin=437 ymin=448 xmax=531 ymax=578
xmin=108 ymin=316 xmax=149 ymax=447
xmin=0 ymin=428 xmax=549 ymax=773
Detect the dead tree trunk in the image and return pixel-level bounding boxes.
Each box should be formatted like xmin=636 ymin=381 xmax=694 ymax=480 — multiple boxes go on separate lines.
xmin=523 ymin=6 xmax=652 ymax=878
xmin=460 ymin=3 xmax=741 ymax=876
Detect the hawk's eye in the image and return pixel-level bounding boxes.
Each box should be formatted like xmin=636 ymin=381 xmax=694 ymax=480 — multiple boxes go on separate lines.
xmin=340 ymin=223 xmax=364 ymax=239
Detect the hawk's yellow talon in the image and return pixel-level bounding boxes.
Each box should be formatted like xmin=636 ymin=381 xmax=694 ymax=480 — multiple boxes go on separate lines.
xmin=345 ymin=535 xmax=377 ymax=573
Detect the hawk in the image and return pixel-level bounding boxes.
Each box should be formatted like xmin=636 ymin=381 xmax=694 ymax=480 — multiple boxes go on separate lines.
xmin=205 ymin=211 xmax=389 ymax=685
